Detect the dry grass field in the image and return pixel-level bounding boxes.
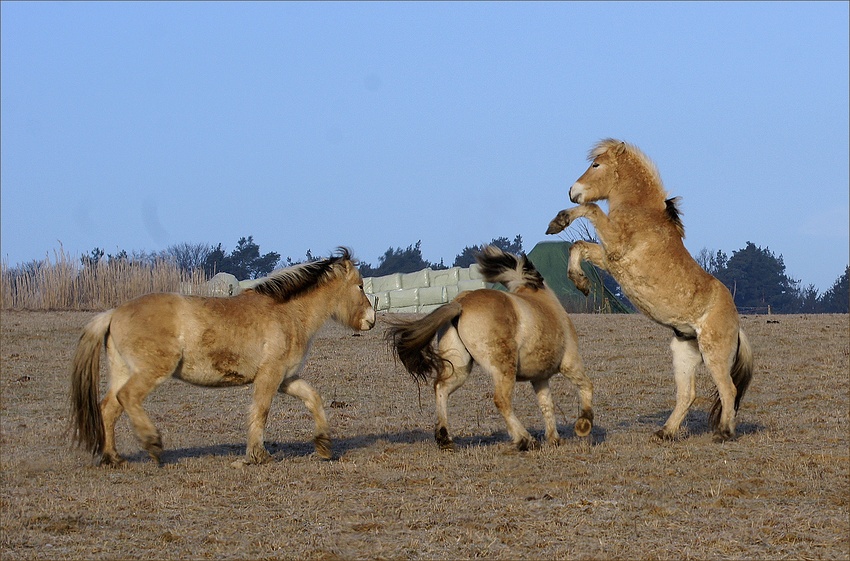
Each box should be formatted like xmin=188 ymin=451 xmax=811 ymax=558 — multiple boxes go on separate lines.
xmin=1 ymin=310 xmax=848 ymax=560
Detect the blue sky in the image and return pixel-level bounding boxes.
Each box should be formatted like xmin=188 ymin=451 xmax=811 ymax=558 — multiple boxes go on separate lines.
xmin=2 ymin=1 xmax=848 ymax=290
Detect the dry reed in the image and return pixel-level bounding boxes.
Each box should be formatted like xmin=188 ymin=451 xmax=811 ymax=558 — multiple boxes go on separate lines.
xmin=1 ymin=247 xmax=208 ymax=311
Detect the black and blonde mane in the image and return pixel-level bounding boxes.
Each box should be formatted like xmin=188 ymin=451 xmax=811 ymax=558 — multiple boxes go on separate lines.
xmin=251 ymin=247 xmax=354 ymax=302
xmin=593 ymin=138 xmax=686 ymax=238
xmin=664 ymin=197 xmax=686 ymax=238
xmin=475 ymin=246 xmax=545 ymax=291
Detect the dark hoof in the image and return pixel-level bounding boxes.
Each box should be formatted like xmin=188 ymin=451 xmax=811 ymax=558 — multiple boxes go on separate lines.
xmin=652 ymin=429 xmax=677 ymax=442
xmin=314 ymin=435 xmax=333 ymax=460
xmin=435 ymin=427 xmax=455 ymax=451
xmin=98 ymin=453 xmax=127 ymax=468
xmin=516 ymin=437 xmax=540 ymax=452
xmin=712 ymin=430 xmax=736 ymax=443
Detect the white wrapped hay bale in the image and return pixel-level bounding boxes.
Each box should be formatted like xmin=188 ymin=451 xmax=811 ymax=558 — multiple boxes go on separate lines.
xmin=389 ymin=288 xmax=419 ymax=309
xmin=430 ymin=267 xmax=460 ymax=286
xmin=457 ymin=279 xmax=487 ymax=292
xmin=469 ymin=264 xmax=484 ymax=280
xmin=362 ymin=276 xmax=373 ymax=295
xmin=371 ymin=273 xmax=403 ymax=293
xmin=206 ymin=273 xmax=241 ymax=296
xmin=418 ymin=285 xmax=447 ymax=307
xmin=401 ymin=268 xmax=431 ymax=289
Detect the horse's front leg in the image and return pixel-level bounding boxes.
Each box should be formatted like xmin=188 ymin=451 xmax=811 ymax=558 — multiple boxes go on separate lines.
xmin=279 ymin=375 xmax=332 ymax=460
xmin=241 ymin=372 xmax=281 ymax=466
xmin=568 ymin=241 xmax=609 ymax=295
xmin=531 ymin=379 xmax=562 ymax=446
xmin=546 ymin=203 xmax=610 ymax=236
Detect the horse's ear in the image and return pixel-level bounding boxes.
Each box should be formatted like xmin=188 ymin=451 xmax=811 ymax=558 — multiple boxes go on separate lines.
xmin=614 ymin=142 xmax=627 ymax=156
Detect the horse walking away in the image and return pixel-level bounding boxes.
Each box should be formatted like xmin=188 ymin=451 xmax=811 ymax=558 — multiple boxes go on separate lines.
xmin=69 ymin=247 xmax=375 ymax=467
xmin=386 ymin=246 xmax=594 ymax=451
xmin=547 ymin=139 xmax=753 ymax=442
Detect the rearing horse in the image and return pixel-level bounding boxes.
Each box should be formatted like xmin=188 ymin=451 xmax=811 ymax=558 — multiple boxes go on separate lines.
xmin=547 ymin=139 xmax=753 ymax=442
xmin=70 ymin=247 xmax=376 ymax=466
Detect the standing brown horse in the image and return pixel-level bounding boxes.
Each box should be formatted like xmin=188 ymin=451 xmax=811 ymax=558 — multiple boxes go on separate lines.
xmin=547 ymin=139 xmax=752 ymax=442
xmin=70 ymin=248 xmax=375 ymax=466
xmin=386 ymin=246 xmax=594 ymax=451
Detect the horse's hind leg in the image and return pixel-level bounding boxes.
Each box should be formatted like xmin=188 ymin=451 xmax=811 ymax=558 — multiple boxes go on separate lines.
xmin=433 ymin=330 xmax=472 ymax=450
xmin=698 ymin=326 xmax=740 ymax=442
xmin=531 ymin=379 xmax=562 ymax=445
xmin=99 ymin=346 xmax=131 ymax=466
xmin=655 ymin=336 xmax=701 ymax=441
xmin=115 ymin=372 xmax=167 ymax=465
xmin=488 ymin=367 xmax=535 ymax=451
xmin=560 ymin=357 xmax=594 ymax=438
xmin=279 ymin=375 xmax=331 ymax=460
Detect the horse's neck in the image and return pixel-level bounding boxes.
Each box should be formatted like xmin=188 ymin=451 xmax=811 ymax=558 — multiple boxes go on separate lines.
xmin=280 ymin=287 xmax=339 ymax=335
xmin=609 ymin=173 xmax=666 ymax=213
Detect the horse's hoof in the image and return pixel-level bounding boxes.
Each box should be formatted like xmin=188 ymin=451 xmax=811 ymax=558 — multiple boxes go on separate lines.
xmin=545 ymin=437 xmax=565 ymax=447
xmin=712 ymin=430 xmax=736 ymax=443
xmin=574 ymin=418 xmax=593 ymax=438
xmin=517 ymin=437 xmax=540 ymax=452
xmin=98 ymin=453 xmax=127 ymax=468
xmin=546 ymin=210 xmax=570 ymax=234
xmin=652 ymin=429 xmax=677 ymax=442
xmin=435 ymin=427 xmax=454 ymax=450
xmin=314 ymin=435 xmax=333 ymax=460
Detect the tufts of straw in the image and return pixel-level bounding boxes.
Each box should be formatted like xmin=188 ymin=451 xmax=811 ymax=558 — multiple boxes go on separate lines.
xmin=1 ymin=247 xmax=208 ymax=311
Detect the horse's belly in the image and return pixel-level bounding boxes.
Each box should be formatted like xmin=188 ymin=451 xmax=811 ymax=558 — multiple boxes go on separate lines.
xmin=174 ymin=360 xmax=258 ymax=387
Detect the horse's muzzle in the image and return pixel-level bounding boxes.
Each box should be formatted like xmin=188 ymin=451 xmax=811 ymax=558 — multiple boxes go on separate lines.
xmin=569 ymin=182 xmax=584 ymax=204
xmin=360 ymin=308 xmax=377 ymax=331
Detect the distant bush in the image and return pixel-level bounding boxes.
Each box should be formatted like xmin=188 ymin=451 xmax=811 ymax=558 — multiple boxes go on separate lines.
xmin=1 ymin=247 xmax=207 ymax=311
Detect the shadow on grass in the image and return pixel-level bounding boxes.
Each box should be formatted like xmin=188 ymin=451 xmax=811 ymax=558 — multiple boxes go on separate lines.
xmin=615 ymin=408 xmax=765 ymax=439
xmin=128 ymin=422 xmax=612 ymax=465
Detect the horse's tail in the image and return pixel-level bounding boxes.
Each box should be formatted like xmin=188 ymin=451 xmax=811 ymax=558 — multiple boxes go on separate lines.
xmin=475 ymin=245 xmax=544 ymax=292
xmin=69 ymin=310 xmax=113 ymax=456
xmin=385 ymin=301 xmax=463 ymax=382
xmin=709 ymin=328 xmax=754 ymax=429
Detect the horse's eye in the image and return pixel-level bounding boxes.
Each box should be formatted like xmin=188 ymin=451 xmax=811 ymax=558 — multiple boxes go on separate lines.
xmin=591 ymin=163 xmax=600 ymax=168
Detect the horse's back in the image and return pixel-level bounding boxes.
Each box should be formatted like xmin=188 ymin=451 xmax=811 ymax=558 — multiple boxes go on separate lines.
xmin=454 ymin=287 xmax=574 ymax=376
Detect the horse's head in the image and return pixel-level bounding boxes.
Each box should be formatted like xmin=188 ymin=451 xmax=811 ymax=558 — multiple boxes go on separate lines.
xmin=331 ymin=253 xmax=376 ymax=332
xmin=568 ymin=139 xmax=627 ymax=204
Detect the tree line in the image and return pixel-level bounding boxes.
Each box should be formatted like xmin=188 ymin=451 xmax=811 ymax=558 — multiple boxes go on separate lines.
xmin=8 ymin=235 xmax=847 ymax=313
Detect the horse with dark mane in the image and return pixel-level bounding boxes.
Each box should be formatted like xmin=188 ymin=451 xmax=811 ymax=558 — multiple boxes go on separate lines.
xmin=547 ymin=139 xmax=753 ymax=442
xmin=386 ymin=246 xmax=594 ymax=451
xmin=70 ymin=247 xmax=375 ymax=466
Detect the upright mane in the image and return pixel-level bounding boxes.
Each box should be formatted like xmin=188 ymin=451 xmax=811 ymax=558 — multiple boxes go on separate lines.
xmin=250 ymin=247 xmax=354 ymax=302
xmin=593 ymin=138 xmax=684 ymax=236
xmin=590 ymin=138 xmax=665 ymax=188
xmin=475 ymin=246 xmax=544 ymax=292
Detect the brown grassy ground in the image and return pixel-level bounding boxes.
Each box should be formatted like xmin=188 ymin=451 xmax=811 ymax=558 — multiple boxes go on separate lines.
xmin=1 ymin=310 xmax=848 ymax=560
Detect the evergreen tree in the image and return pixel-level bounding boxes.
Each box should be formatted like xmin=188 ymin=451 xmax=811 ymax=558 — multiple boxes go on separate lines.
xmin=714 ymin=242 xmax=799 ymax=312
xmin=203 ymin=236 xmax=280 ymax=280
xmin=819 ymin=265 xmax=849 ymax=313
xmin=453 ymin=235 xmax=524 ymax=267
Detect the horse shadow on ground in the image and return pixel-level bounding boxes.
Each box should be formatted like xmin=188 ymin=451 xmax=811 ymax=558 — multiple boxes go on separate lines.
xmin=614 ymin=408 xmax=765 ymax=440
xmin=125 ymin=423 xmax=609 ymax=465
